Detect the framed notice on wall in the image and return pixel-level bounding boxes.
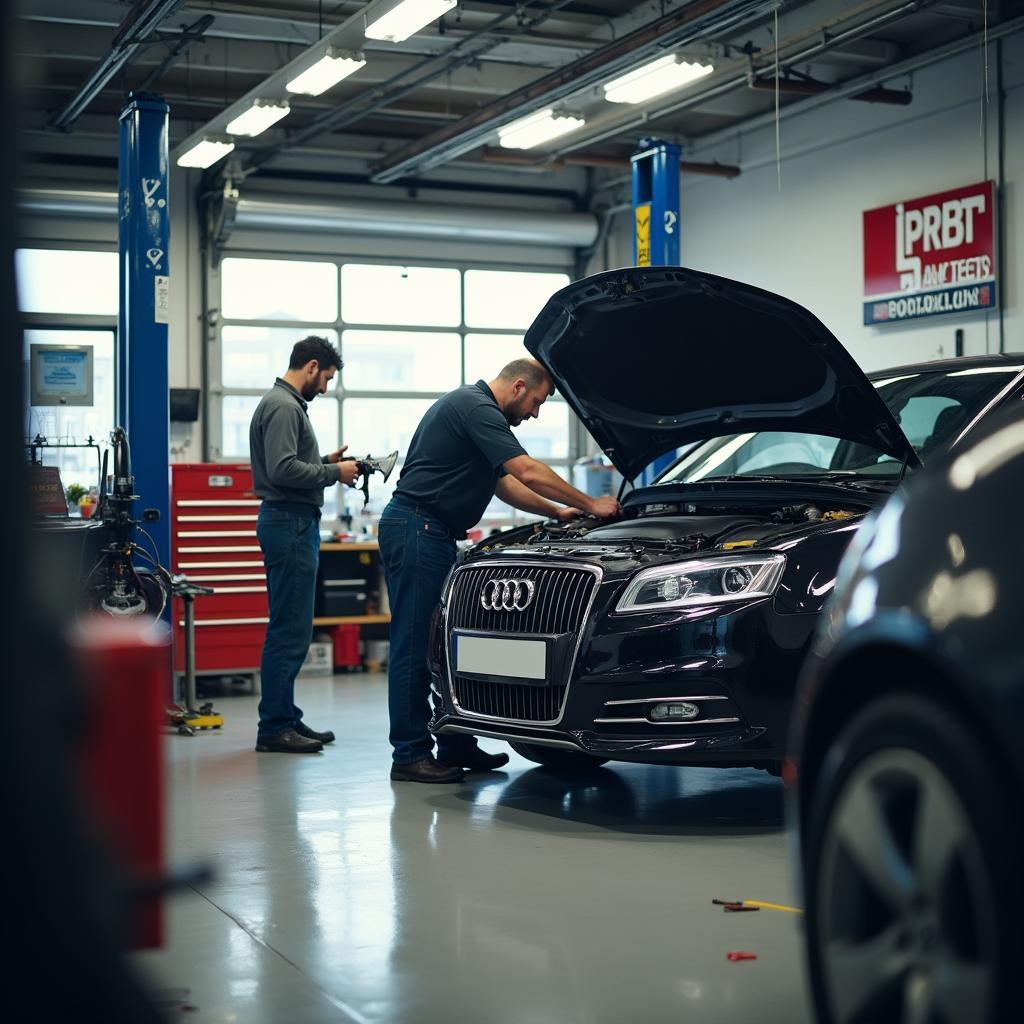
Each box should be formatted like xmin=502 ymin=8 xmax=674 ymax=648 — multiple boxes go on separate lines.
xmin=863 ymin=180 xmax=997 ymax=326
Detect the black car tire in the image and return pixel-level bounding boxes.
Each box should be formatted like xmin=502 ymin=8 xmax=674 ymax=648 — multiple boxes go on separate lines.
xmin=509 ymin=741 xmax=609 ymax=772
xmin=803 ymin=693 xmax=1022 ymax=1024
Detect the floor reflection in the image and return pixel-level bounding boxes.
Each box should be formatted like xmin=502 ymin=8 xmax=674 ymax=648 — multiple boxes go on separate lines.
xmin=455 ymin=762 xmax=785 ymax=836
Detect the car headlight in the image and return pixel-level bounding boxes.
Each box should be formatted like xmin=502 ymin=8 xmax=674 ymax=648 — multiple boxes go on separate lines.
xmin=614 ymin=553 xmax=787 ymax=614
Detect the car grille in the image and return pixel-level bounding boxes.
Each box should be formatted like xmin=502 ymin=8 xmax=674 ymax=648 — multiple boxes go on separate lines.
xmin=446 ymin=563 xmax=598 ymax=723
xmin=453 ymin=677 xmax=564 ymax=723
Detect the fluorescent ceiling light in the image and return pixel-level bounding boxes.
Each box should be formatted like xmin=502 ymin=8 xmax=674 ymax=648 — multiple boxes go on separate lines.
xmin=286 ymin=49 xmax=367 ymax=96
xmin=498 ymin=108 xmax=586 ymax=150
xmin=365 ymin=0 xmax=457 ymax=43
xmin=603 ymin=55 xmax=714 ymax=104
xmin=226 ymin=100 xmax=290 ymax=137
xmin=176 ymin=137 xmax=235 ymax=169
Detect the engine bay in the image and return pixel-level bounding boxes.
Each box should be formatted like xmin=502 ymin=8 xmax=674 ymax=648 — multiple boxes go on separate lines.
xmin=473 ymin=498 xmax=867 ymax=558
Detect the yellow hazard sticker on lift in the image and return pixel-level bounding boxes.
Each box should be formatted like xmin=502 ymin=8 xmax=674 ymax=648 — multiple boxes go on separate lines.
xmin=635 ymin=205 xmax=651 ymax=266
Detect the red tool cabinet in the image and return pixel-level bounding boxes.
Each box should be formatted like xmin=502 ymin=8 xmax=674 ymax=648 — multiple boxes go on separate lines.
xmin=171 ymin=463 xmax=266 ymax=678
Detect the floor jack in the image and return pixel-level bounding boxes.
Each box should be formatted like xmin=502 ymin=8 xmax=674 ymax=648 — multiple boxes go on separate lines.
xmin=167 ymin=578 xmax=224 ymax=735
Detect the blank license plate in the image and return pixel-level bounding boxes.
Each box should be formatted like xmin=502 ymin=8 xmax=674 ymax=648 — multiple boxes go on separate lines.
xmin=455 ymin=635 xmax=546 ymax=680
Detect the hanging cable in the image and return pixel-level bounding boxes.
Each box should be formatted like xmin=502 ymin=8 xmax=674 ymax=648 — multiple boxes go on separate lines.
xmin=775 ymin=6 xmax=781 ymax=191
xmin=980 ymin=0 xmax=989 ymax=136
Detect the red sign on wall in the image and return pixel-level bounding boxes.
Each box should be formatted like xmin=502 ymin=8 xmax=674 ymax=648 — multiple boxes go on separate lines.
xmin=863 ymin=180 xmax=997 ymax=325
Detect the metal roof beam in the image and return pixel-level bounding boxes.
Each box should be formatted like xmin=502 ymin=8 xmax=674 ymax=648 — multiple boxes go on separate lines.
xmin=49 ymin=0 xmax=185 ymax=130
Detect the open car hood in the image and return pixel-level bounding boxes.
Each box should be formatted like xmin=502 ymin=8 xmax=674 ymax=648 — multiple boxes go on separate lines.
xmin=524 ymin=267 xmax=920 ymax=481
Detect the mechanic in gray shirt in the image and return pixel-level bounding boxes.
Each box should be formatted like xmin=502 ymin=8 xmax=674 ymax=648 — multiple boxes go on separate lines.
xmin=381 ymin=357 xmax=621 ymax=783
xmin=249 ymin=336 xmax=360 ymax=754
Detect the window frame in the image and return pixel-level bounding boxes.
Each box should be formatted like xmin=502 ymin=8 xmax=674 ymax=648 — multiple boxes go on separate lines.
xmin=18 ymin=243 xmax=120 ymax=495
xmin=208 ymin=251 xmax=582 ymax=526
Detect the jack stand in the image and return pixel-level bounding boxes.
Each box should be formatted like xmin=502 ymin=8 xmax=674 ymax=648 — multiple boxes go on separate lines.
xmin=167 ymin=579 xmax=223 ymax=735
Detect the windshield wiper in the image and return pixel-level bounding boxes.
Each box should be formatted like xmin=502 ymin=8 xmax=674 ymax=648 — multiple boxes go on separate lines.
xmin=692 ymin=474 xmax=781 ymax=483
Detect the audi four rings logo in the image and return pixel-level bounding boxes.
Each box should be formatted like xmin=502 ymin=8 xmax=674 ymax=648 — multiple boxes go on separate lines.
xmin=480 ymin=578 xmax=536 ymax=612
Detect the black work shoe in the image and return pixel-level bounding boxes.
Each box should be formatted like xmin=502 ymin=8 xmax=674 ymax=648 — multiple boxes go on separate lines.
xmin=438 ymin=748 xmax=510 ymax=772
xmin=255 ymin=728 xmax=323 ymax=753
xmin=294 ymin=721 xmax=335 ymax=744
xmin=390 ymin=756 xmax=465 ymax=783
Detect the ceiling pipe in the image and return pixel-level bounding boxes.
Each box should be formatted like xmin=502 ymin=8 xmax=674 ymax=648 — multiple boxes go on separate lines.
xmin=370 ymin=0 xmax=773 ymax=183
xmin=49 ymin=0 xmax=185 ymax=131
xmin=749 ymin=76 xmax=912 ymax=105
xmin=479 ymin=148 xmax=741 ymax=178
xmin=16 ymin=187 xmax=598 ymax=247
xmin=568 ymin=154 xmax=742 ymax=178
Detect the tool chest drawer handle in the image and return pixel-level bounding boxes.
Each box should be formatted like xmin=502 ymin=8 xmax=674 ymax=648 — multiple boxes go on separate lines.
xmin=176 ymin=499 xmax=261 ymax=507
xmin=178 ymin=515 xmax=259 ymax=522
xmin=178 ymin=530 xmax=258 ymax=538
xmin=205 ymin=586 xmax=268 ymax=594
xmin=177 ymin=560 xmax=265 ymax=569
xmin=177 ymin=617 xmax=270 ymax=627
xmin=178 ymin=545 xmax=261 ymax=553
xmin=185 ymin=573 xmax=266 ymax=582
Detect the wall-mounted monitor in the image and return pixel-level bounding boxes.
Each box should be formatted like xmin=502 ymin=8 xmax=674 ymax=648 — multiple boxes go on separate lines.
xmin=30 ymin=344 xmax=94 ymax=406
xmin=170 ymin=387 xmax=201 ymax=422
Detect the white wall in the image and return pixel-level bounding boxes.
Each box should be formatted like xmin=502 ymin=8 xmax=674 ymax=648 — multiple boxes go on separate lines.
xmin=604 ymin=32 xmax=1024 ymax=373
xmin=168 ymin=167 xmax=204 ymax=461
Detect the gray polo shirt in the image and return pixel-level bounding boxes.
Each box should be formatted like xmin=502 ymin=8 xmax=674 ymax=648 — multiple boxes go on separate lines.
xmin=249 ymin=378 xmax=341 ymax=509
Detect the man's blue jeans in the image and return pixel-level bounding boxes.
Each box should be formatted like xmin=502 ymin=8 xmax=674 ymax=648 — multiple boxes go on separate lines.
xmin=256 ymin=505 xmax=320 ymax=739
xmin=378 ymin=496 xmax=477 ymax=765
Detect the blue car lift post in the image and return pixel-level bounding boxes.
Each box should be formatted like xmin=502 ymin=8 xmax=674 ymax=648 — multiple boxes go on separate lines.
xmin=118 ymin=92 xmax=222 ymax=732
xmin=632 ymin=139 xmax=683 ymax=486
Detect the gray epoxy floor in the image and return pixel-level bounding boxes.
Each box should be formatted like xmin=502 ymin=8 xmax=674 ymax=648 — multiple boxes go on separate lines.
xmin=135 ymin=672 xmax=813 ymax=1023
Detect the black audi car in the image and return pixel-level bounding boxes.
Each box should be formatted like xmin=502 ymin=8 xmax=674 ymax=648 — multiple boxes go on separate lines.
xmin=788 ymin=404 xmax=1024 ymax=1024
xmin=427 ymin=267 xmax=1024 ymax=773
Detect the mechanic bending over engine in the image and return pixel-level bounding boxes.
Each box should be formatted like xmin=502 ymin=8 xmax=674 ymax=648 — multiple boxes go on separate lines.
xmin=379 ymin=357 xmax=621 ymax=784
xmin=249 ymin=336 xmax=362 ymax=754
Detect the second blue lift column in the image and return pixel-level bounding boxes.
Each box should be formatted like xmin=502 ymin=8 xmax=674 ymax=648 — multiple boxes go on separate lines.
xmin=117 ymin=91 xmax=171 ymax=573
xmin=631 ymin=138 xmax=681 ymax=268
xmin=631 ymin=139 xmax=682 ymax=484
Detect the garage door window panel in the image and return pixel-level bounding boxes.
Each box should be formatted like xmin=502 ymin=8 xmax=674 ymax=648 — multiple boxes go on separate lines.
xmin=222 ymin=326 xmax=339 ymax=389
xmin=341 ymin=265 xmax=461 ymax=328
xmin=464 ymin=270 xmax=569 ymax=330
xmin=222 ymin=258 xmax=338 ymax=322
xmin=464 ymin=333 xmax=530 ymax=384
xmin=342 ymin=331 xmax=460 ymax=392
xmin=221 ymin=394 xmax=339 ymax=460
xmin=16 ymin=249 xmax=118 ymax=316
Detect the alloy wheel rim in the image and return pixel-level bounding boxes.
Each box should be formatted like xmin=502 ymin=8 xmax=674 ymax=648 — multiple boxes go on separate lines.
xmin=817 ymin=747 xmax=996 ymax=1024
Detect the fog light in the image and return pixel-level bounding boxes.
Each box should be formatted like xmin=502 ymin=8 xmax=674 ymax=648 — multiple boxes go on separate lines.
xmin=649 ymin=701 xmax=699 ymax=721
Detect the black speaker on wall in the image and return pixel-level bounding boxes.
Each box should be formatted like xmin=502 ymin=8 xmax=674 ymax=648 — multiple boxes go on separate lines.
xmin=169 ymin=387 xmax=200 ymax=422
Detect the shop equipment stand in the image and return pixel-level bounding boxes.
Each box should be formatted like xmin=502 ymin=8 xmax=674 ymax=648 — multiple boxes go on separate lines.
xmin=167 ymin=578 xmax=223 ymax=735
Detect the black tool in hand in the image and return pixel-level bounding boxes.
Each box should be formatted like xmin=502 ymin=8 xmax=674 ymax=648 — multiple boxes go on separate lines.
xmin=341 ymin=450 xmax=399 ymax=507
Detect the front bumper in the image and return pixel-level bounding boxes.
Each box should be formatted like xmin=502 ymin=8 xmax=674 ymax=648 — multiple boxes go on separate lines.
xmin=430 ymin=593 xmax=818 ymax=767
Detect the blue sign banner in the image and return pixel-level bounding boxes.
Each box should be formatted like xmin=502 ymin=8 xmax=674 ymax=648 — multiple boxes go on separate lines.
xmin=863 ymin=281 xmax=997 ymax=325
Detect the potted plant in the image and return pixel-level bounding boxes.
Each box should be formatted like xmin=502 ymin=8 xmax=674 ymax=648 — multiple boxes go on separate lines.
xmin=65 ymin=482 xmax=88 ymax=516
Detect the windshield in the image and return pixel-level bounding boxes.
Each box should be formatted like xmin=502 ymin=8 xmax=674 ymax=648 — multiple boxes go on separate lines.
xmin=659 ymin=365 xmax=1022 ymax=484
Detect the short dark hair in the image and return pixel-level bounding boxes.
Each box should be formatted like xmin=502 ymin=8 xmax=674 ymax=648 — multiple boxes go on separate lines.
xmin=497 ymin=358 xmax=553 ymax=393
xmin=289 ymin=335 xmax=342 ymax=372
